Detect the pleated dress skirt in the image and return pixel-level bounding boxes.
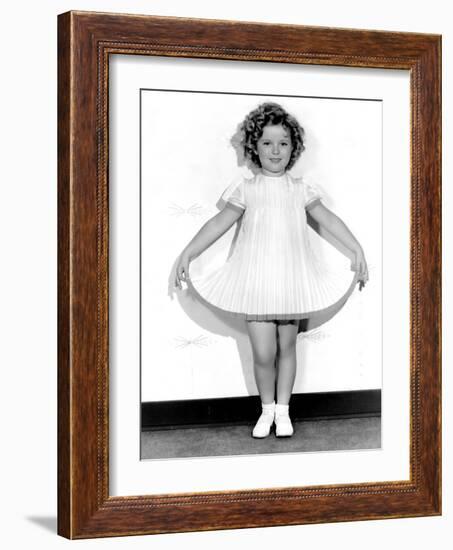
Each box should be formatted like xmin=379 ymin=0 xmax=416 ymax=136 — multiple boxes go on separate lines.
xmin=187 ymin=173 xmax=358 ymax=334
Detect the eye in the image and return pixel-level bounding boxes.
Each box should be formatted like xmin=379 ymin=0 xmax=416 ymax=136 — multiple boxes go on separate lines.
xmin=281 ymin=141 xmax=289 ymax=147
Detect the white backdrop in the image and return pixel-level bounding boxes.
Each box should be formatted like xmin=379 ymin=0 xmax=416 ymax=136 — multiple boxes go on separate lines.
xmin=139 ymin=80 xmax=384 ymax=401
xmin=1 ymin=0 xmax=450 ymax=548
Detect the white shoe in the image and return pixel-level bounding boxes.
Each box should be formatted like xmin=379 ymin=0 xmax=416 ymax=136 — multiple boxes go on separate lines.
xmin=252 ymin=403 xmax=275 ymax=438
xmin=275 ymin=408 xmax=294 ymax=437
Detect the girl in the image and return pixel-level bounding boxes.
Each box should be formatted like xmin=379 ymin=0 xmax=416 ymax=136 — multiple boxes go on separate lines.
xmin=174 ymin=102 xmax=368 ymax=439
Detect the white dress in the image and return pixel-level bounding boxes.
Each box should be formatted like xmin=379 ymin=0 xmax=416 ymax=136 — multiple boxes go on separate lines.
xmin=187 ymin=172 xmax=358 ymax=334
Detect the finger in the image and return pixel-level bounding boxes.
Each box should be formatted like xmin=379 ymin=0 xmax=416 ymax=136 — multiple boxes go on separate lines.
xmin=176 ymin=267 xmax=183 ymax=288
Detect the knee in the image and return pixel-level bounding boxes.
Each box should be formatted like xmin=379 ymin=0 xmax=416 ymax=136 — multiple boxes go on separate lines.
xmin=252 ymin=343 xmax=277 ymax=366
xmin=278 ymin=338 xmax=297 ymax=358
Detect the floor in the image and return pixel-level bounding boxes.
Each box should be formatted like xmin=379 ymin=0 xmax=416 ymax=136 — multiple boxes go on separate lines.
xmin=141 ymin=415 xmax=381 ymax=460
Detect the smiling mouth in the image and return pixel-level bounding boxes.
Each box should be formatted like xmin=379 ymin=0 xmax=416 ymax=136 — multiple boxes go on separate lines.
xmin=270 ymin=158 xmax=281 ymax=162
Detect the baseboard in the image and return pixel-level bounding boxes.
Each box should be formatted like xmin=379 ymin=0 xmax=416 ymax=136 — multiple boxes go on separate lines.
xmin=141 ymin=390 xmax=381 ymax=431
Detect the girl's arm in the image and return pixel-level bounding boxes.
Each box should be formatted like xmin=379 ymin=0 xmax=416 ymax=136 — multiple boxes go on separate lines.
xmin=174 ymin=206 xmax=244 ymax=289
xmin=308 ymin=202 xmax=369 ymax=289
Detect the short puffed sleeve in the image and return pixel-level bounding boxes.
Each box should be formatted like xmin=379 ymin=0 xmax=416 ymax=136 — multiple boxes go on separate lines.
xmin=217 ymin=176 xmax=247 ymax=213
xmin=303 ymin=178 xmax=323 ymax=211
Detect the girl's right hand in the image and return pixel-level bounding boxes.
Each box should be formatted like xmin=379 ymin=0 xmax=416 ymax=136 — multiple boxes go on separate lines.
xmin=174 ymin=254 xmax=191 ymax=290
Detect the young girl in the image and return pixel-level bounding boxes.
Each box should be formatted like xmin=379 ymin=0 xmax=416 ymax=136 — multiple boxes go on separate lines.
xmin=174 ymin=102 xmax=368 ymax=439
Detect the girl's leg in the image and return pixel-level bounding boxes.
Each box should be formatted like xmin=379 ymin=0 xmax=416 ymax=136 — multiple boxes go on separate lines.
xmin=246 ymin=320 xmax=278 ymax=438
xmin=245 ymin=320 xmax=278 ymax=404
xmin=274 ymin=321 xmax=298 ymax=437
xmin=275 ymin=321 xmax=299 ymax=404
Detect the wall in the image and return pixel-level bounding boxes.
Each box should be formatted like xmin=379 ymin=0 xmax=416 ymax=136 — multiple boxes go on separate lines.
xmin=0 ymin=0 xmax=450 ymax=548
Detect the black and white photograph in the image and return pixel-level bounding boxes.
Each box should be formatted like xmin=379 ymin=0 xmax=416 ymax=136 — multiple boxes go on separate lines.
xmin=138 ymin=73 xmax=382 ymax=460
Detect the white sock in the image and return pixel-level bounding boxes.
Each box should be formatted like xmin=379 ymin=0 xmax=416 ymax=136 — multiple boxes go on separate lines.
xmin=274 ymin=403 xmax=293 ymax=436
xmin=275 ymin=403 xmax=289 ymax=416
xmin=261 ymin=401 xmax=275 ymax=414
xmin=252 ymin=401 xmax=275 ymax=438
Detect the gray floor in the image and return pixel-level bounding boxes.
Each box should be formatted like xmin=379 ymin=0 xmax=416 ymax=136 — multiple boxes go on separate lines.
xmin=141 ymin=416 xmax=381 ymax=460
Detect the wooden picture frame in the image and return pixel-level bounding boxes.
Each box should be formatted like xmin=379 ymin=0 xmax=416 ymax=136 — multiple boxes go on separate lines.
xmin=58 ymin=10 xmax=441 ymax=539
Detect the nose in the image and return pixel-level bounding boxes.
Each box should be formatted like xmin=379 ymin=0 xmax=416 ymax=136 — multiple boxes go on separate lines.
xmin=272 ymin=143 xmax=280 ymax=155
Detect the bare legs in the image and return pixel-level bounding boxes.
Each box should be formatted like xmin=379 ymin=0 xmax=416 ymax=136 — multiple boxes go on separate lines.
xmin=246 ymin=320 xmax=299 ymax=437
xmin=246 ymin=320 xmax=277 ymax=404
xmin=245 ymin=320 xmax=299 ymax=405
xmin=275 ymin=321 xmax=299 ymax=404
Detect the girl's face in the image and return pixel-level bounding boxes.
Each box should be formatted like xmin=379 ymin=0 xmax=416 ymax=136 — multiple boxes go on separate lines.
xmin=257 ymin=123 xmax=293 ymax=176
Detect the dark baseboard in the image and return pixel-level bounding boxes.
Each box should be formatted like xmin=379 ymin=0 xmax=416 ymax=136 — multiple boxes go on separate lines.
xmin=141 ymin=390 xmax=381 ymax=431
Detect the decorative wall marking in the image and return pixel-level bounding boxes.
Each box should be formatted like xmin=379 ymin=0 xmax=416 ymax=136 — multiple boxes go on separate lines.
xmin=168 ymin=202 xmax=207 ymax=218
xmin=301 ymin=328 xmax=331 ymax=343
xmin=172 ymin=334 xmax=213 ymax=349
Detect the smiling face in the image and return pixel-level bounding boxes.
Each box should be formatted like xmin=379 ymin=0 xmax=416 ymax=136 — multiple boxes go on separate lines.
xmin=257 ymin=123 xmax=293 ymax=176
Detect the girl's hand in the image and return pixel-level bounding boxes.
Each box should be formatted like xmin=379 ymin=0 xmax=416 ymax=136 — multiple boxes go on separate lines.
xmin=174 ymin=253 xmax=191 ymax=290
xmin=351 ymin=248 xmax=369 ymax=291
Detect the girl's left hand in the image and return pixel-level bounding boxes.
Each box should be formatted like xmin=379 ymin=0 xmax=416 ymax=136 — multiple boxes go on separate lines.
xmin=351 ymin=248 xmax=369 ymax=291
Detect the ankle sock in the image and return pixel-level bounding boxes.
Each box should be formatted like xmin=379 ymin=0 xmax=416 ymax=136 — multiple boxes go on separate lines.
xmin=261 ymin=401 xmax=275 ymax=414
xmin=275 ymin=403 xmax=289 ymax=416
xmin=252 ymin=401 xmax=275 ymax=438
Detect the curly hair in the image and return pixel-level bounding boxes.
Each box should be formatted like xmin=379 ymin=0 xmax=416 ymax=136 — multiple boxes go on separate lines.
xmin=238 ymin=102 xmax=305 ymax=171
